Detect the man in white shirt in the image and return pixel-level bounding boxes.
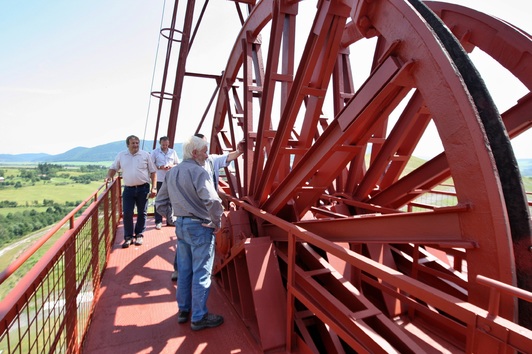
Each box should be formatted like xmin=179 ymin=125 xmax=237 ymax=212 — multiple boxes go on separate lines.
xmin=151 ymin=136 xmax=179 ymax=230
xmin=106 ymin=135 xmax=157 ymax=248
xmin=195 ymin=133 xmax=244 ymax=191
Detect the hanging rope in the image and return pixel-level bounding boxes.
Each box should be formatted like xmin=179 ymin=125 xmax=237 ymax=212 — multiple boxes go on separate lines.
xmin=141 ymin=0 xmax=168 ymax=151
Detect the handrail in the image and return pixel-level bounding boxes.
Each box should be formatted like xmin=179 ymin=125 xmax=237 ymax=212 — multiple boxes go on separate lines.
xmin=0 ymin=183 xmax=108 ymax=286
xmin=223 ymin=194 xmax=532 ymax=353
xmin=0 ymin=179 xmax=121 ymax=353
xmin=477 ymin=274 xmax=532 ymax=317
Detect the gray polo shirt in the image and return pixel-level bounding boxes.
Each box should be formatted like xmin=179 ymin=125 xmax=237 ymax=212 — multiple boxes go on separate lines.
xmin=155 ymin=159 xmax=223 ymax=227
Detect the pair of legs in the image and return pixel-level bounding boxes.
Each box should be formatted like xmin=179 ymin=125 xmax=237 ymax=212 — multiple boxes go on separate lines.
xmin=154 ymin=181 xmax=174 ymax=226
xmin=174 ymin=217 xmax=215 ymax=322
xmin=122 ymin=184 xmax=149 ymax=241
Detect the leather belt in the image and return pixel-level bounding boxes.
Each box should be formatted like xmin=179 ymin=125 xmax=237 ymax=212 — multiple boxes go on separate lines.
xmin=177 ymin=216 xmax=208 ymax=222
xmin=124 ymin=183 xmax=149 ymax=188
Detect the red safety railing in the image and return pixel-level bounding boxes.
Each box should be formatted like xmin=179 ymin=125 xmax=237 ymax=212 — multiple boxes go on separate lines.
xmin=223 ymin=194 xmax=532 ymax=353
xmin=408 ymin=187 xmax=532 ymax=213
xmin=0 ymin=179 xmax=122 ymax=354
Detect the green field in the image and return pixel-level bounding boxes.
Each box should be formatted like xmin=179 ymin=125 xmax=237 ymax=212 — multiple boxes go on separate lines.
xmin=0 ymin=164 xmax=106 ymax=300
xmin=0 ymin=181 xmax=103 ymax=213
xmin=0 ymin=164 xmax=107 ymax=251
xmin=0 ymin=166 xmax=106 ymax=216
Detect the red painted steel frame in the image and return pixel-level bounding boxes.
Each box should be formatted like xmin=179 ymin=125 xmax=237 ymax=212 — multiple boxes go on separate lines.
xmin=156 ymin=0 xmax=532 ymax=352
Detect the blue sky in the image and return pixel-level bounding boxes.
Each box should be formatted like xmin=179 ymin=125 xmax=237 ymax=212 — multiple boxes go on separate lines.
xmin=0 ymin=0 xmax=531 ymax=158
xmin=0 ymin=1 xmax=166 ymax=154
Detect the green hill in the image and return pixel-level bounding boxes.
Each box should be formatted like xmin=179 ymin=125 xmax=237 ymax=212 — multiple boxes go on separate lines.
xmin=0 ymin=141 xmax=184 ymax=163
xmin=47 ymin=141 xmax=156 ymax=162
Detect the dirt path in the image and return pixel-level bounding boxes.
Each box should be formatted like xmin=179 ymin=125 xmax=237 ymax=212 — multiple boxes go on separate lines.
xmin=0 ymin=228 xmax=52 ymax=260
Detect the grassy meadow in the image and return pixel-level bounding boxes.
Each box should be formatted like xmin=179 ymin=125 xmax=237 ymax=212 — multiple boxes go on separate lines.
xmin=0 ymin=165 xmax=107 ymax=215
xmin=0 ymin=181 xmax=104 ymax=215
xmin=0 ymin=163 xmax=110 ymax=299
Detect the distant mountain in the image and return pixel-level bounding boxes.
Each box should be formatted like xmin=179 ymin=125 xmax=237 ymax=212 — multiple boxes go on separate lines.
xmin=0 ymin=153 xmax=52 ymax=163
xmin=0 ymin=140 xmax=183 ymax=163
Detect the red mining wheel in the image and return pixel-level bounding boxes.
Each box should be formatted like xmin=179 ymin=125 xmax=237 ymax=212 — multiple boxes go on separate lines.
xmin=202 ymin=0 xmax=531 ymax=350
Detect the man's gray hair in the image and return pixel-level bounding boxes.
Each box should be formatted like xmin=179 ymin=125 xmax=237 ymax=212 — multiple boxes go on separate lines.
xmin=183 ymin=135 xmax=208 ymax=159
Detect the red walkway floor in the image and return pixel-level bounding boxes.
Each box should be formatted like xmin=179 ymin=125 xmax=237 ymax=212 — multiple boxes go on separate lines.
xmin=82 ymin=220 xmax=262 ymax=354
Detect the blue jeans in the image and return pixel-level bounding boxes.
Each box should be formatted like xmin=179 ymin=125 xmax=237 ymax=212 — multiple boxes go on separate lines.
xmin=122 ymin=184 xmax=149 ymax=240
xmin=175 ymin=217 xmax=215 ymax=322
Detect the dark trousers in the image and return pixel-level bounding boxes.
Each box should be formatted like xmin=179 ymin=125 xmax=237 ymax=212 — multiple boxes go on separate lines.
xmin=122 ymin=184 xmax=149 ymax=239
xmin=173 ymin=246 xmax=177 ymax=271
xmin=154 ymin=181 xmax=164 ymax=224
xmin=155 ymin=181 xmax=174 ymax=224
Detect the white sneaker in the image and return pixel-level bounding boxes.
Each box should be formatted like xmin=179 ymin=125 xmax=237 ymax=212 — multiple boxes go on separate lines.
xmin=155 ymin=223 xmax=162 ymax=230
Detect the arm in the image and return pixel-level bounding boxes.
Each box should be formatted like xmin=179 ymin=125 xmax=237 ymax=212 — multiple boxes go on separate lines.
xmin=106 ymin=154 xmax=121 ymax=182
xmin=195 ymin=170 xmax=224 ymax=229
xmin=105 ymin=168 xmax=117 ymax=183
xmin=147 ymin=154 xmax=158 ymax=197
xmin=149 ymin=171 xmax=157 ymax=198
xmin=155 ymin=174 xmax=170 ymax=217
xmin=226 ymin=150 xmax=243 ymax=163
xmin=225 ymin=140 xmax=245 ymax=163
xmin=152 ymin=150 xmax=165 ymax=170
xmin=151 ymin=150 xmax=160 ymax=169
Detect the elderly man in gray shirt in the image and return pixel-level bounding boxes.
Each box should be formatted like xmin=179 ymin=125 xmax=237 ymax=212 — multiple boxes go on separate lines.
xmin=155 ymin=135 xmax=224 ymax=331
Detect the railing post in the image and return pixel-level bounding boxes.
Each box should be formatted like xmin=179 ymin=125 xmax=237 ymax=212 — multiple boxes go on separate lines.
xmin=103 ymin=190 xmax=111 ymax=259
xmin=91 ymin=204 xmax=101 ymax=288
xmin=285 ymin=231 xmax=296 ymax=353
xmin=65 ymin=238 xmax=79 ymax=353
xmin=111 ymin=178 xmax=122 ymax=234
xmin=476 ymin=274 xmax=532 ymax=317
xmin=487 ymin=287 xmax=500 ymax=317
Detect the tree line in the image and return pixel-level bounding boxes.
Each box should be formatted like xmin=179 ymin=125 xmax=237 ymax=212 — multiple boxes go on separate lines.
xmin=0 ymin=204 xmax=82 ymax=247
xmin=0 ymin=163 xmax=107 ymax=186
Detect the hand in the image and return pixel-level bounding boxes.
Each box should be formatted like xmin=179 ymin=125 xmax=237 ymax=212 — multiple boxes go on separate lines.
xmin=237 ymin=139 xmax=245 ymax=154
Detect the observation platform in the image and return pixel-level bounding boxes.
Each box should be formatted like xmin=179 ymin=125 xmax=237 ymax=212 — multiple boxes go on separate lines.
xmin=82 ymin=219 xmax=262 ymax=354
